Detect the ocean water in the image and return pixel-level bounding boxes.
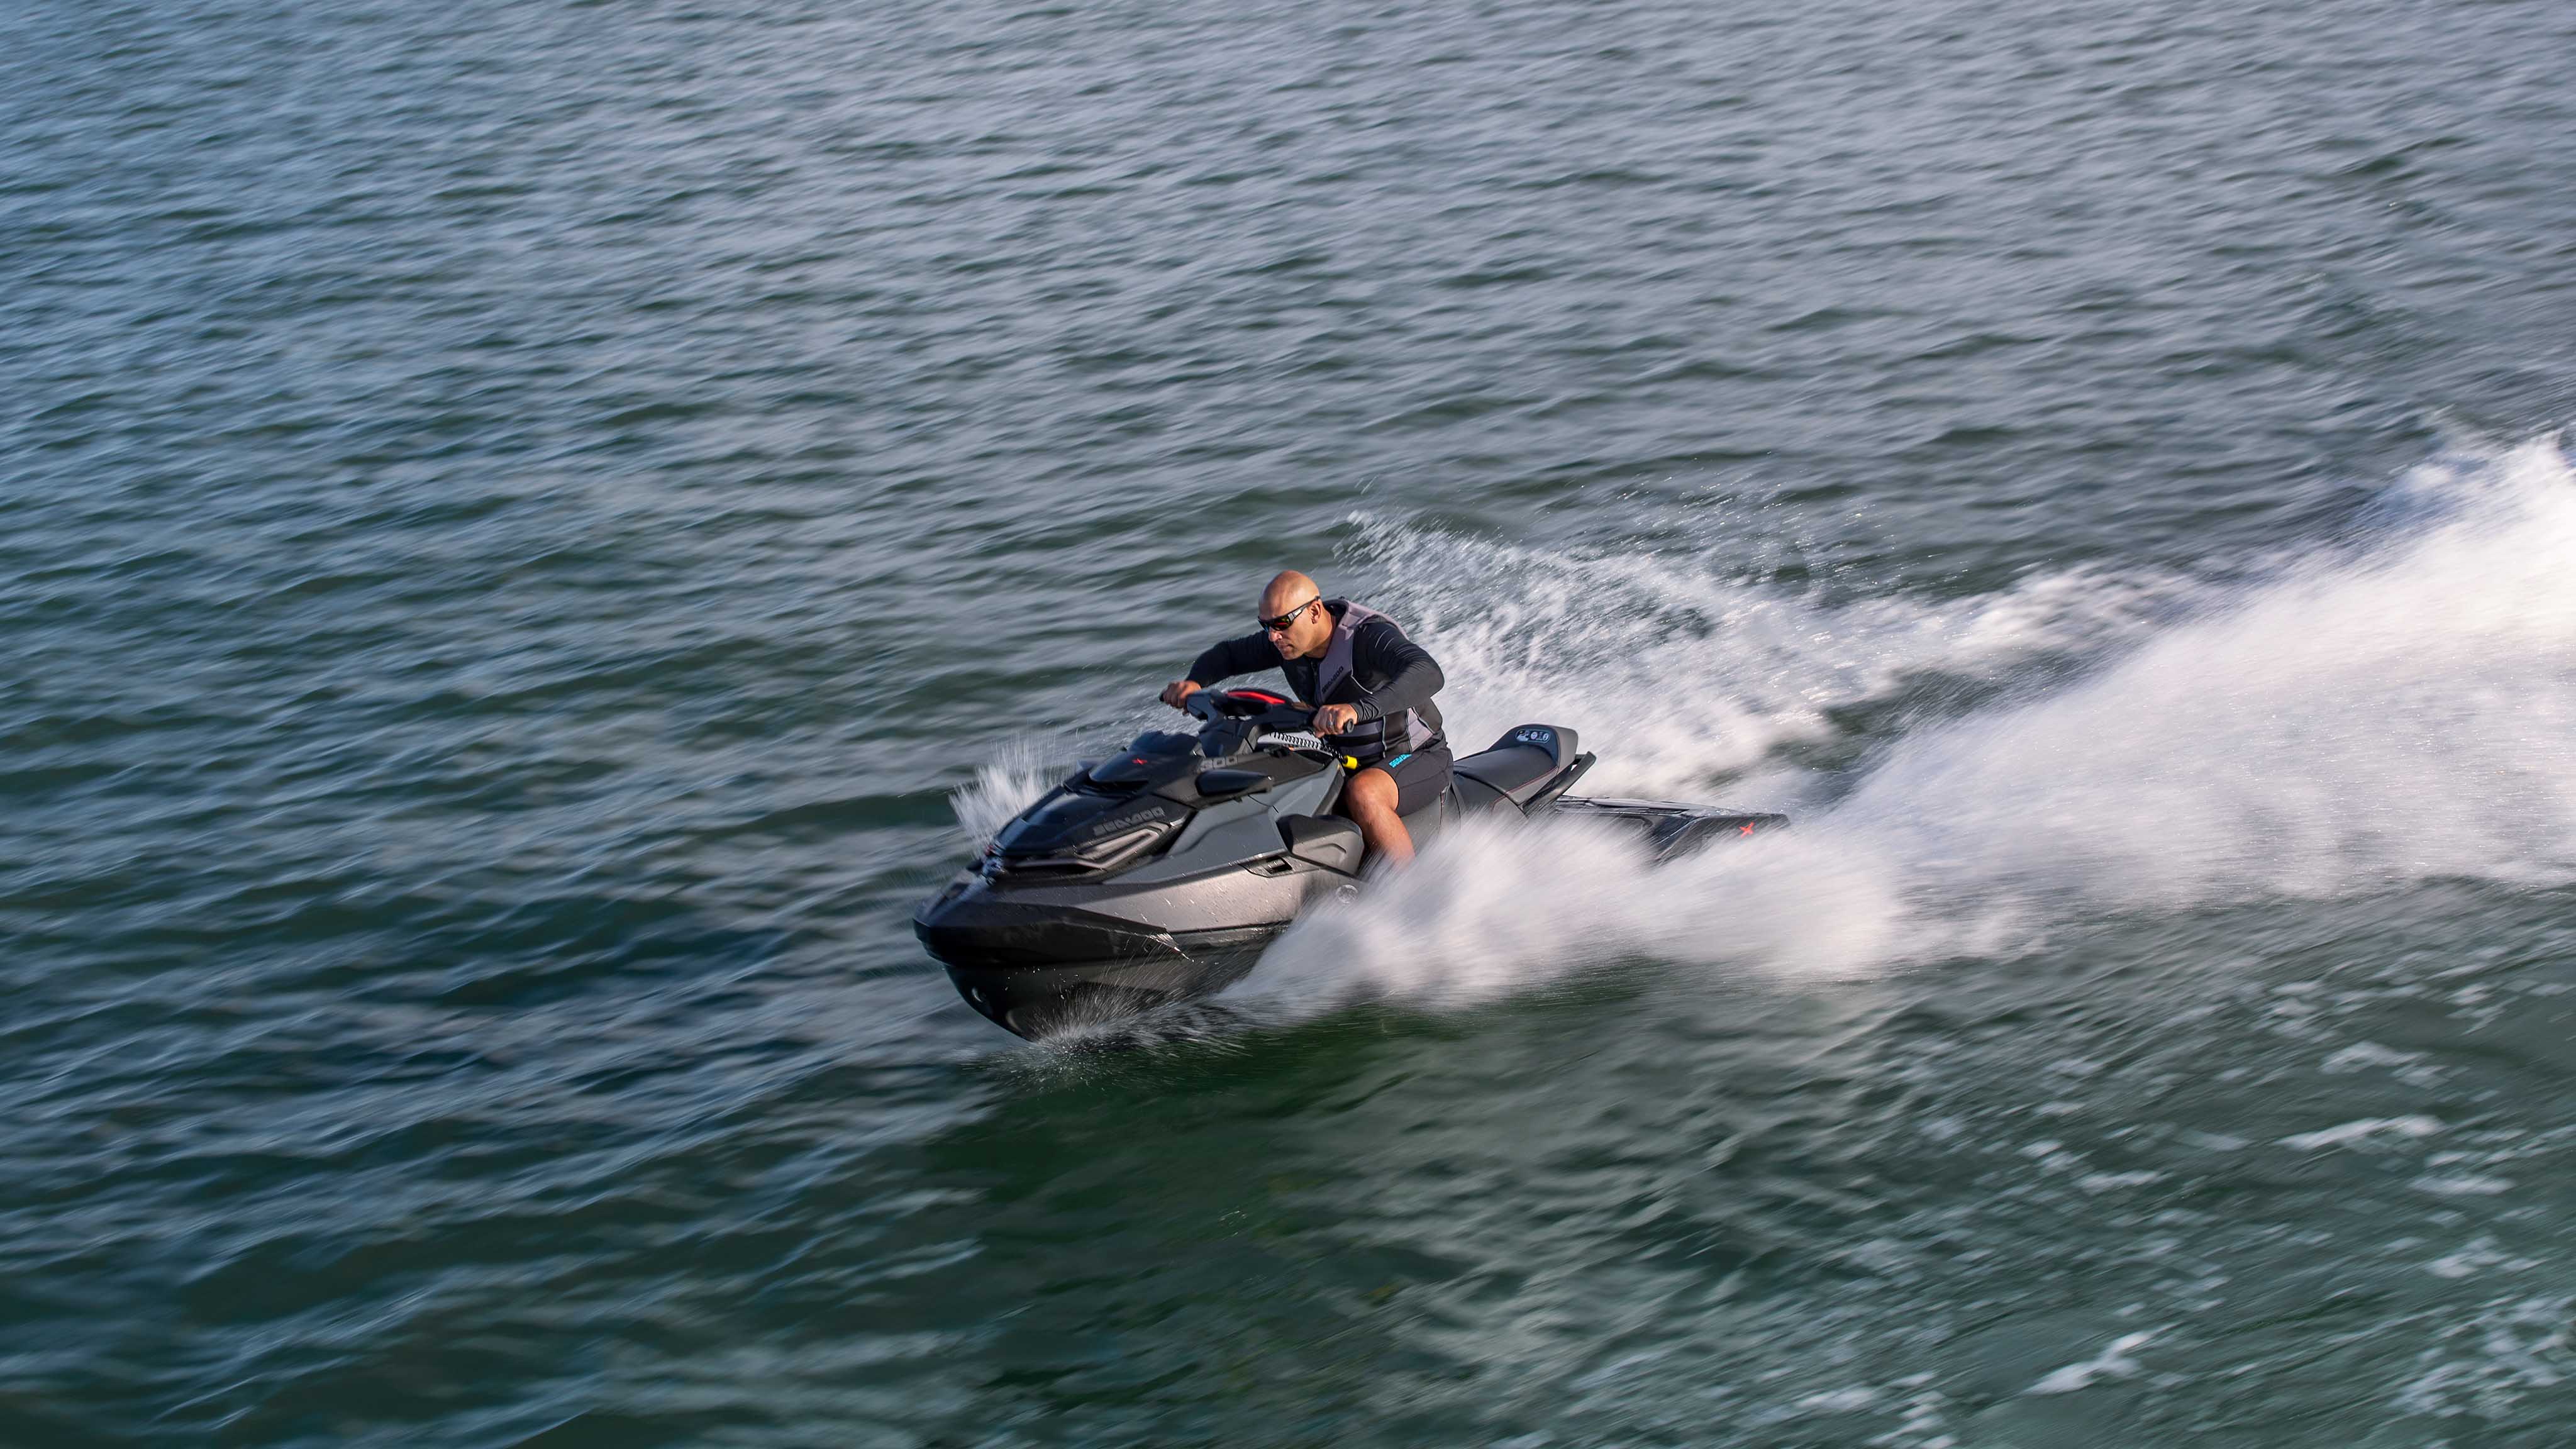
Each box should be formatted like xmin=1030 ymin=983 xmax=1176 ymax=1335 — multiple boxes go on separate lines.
xmin=7 ymin=0 xmax=2576 ymax=1443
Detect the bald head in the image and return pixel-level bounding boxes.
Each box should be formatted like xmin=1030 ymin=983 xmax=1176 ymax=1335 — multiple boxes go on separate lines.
xmin=1258 ymin=570 xmax=1319 ymax=617
xmin=1255 ymin=570 xmax=1334 ymax=659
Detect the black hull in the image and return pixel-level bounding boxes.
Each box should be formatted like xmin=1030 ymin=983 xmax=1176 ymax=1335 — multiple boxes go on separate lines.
xmin=940 ymin=936 xmax=1274 ymax=1038
xmin=916 ymin=884 xmax=1291 ymax=1038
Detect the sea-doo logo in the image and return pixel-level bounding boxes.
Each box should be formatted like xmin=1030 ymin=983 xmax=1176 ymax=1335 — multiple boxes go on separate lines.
xmin=1514 ymin=728 xmax=1553 ymax=746
xmin=1092 ymin=807 xmax=1167 ymax=835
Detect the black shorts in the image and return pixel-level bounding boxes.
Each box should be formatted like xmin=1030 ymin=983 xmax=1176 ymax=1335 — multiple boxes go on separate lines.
xmin=1360 ymin=744 xmax=1453 ymax=816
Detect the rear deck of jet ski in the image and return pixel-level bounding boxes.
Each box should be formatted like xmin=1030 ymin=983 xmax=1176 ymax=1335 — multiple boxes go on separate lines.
xmin=1448 ymin=723 xmax=1787 ymax=857
xmin=1543 ymin=795 xmax=1790 ymax=856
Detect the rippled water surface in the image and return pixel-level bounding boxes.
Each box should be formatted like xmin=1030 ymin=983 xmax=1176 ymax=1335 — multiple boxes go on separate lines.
xmin=8 ymin=0 xmax=2576 ymax=1443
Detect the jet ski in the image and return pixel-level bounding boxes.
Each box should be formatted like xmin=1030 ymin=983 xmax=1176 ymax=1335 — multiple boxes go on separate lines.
xmin=914 ymin=689 xmax=1786 ymax=1038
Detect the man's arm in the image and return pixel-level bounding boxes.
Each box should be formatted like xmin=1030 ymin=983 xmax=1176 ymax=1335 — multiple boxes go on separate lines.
xmin=1347 ymin=619 xmax=1443 ymax=721
xmin=1164 ymin=633 xmax=1281 ymax=707
xmin=1187 ymin=633 xmax=1280 ymax=687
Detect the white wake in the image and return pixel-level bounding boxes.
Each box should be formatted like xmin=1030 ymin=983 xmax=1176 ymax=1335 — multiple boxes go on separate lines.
xmin=951 ymin=438 xmax=2576 ymax=1018
xmin=1250 ymin=436 xmax=2576 ymax=1009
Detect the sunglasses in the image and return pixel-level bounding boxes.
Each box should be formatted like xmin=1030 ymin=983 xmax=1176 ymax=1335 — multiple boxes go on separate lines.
xmin=1258 ymin=597 xmax=1321 ymax=633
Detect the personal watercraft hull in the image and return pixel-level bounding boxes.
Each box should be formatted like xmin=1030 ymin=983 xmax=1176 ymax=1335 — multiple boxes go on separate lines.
xmin=937 ymin=933 xmax=1279 ymax=1038
xmin=916 ymin=701 xmax=1787 ymax=1040
xmin=916 ymin=877 xmax=1297 ymax=1035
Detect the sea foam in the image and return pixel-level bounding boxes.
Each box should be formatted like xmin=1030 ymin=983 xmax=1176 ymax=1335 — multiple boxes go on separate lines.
xmin=1253 ymin=436 xmax=2576 ymax=1008
xmin=958 ymin=438 xmax=2576 ymax=1017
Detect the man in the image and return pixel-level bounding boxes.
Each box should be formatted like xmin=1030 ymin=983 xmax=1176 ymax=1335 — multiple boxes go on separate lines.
xmin=1160 ymin=571 xmax=1450 ymax=868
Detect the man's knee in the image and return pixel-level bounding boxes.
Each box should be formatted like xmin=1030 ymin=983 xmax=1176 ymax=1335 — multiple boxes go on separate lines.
xmin=1343 ymin=767 xmax=1398 ymax=818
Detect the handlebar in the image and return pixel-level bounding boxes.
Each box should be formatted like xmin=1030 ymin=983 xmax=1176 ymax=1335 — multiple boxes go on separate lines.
xmin=1183 ymin=689 xmax=1315 ymax=733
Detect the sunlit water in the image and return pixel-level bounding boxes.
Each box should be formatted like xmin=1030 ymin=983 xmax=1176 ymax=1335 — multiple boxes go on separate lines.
xmin=6 ymin=0 xmax=2576 ymax=1443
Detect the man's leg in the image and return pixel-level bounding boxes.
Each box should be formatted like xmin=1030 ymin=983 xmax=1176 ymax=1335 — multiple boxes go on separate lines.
xmin=1340 ymin=766 xmax=1414 ymax=869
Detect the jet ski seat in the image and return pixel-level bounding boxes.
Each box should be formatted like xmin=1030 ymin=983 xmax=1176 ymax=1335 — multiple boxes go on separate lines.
xmin=1453 ymin=724 xmax=1581 ymax=808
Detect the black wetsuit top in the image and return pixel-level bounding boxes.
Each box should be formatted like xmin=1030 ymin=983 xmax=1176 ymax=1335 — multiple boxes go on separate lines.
xmin=1187 ymin=599 xmax=1447 ymax=748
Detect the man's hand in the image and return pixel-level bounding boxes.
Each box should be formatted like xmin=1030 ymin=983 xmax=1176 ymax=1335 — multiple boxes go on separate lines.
xmin=1160 ymin=680 xmax=1203 ymax=710
xmin=1311 ymin=702 xmax=1359 ymax=735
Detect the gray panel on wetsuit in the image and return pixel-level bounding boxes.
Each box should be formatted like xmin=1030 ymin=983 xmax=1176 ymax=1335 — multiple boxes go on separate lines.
xmin=1316 ymin=601 xmax=1437 ymax=760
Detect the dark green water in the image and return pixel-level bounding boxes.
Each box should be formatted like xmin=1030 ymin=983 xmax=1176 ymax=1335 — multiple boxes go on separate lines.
xmin=8 ymin=0 xmax=2576 ymax=1443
